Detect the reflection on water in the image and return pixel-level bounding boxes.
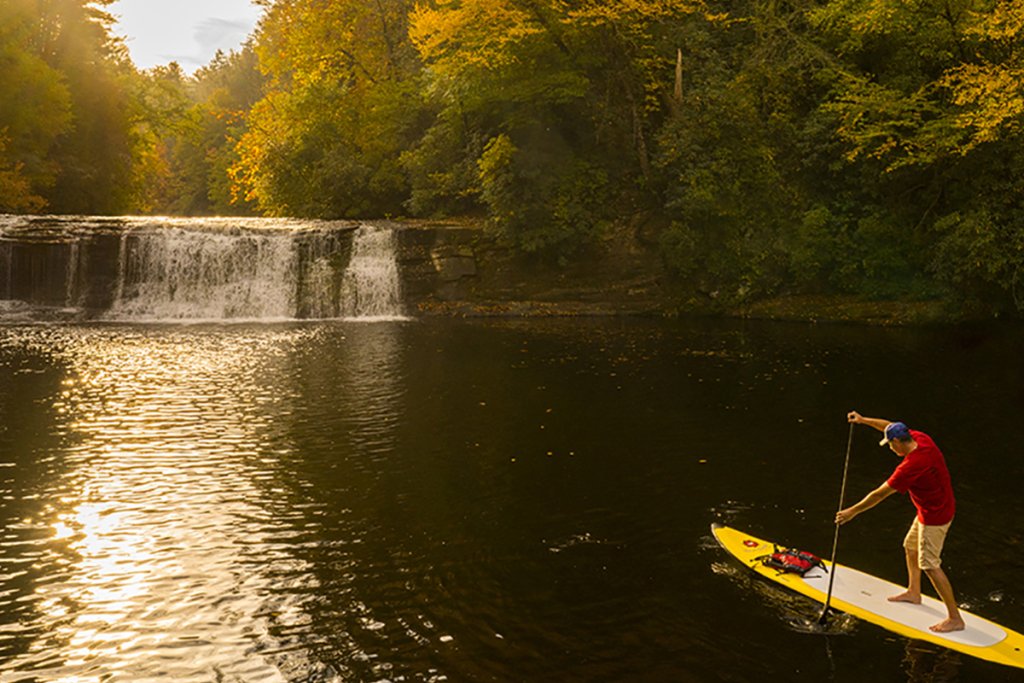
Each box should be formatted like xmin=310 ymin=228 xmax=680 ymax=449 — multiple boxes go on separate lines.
xmin=0 ymin=325 xmax=408 ymax=681
xmin=2 ymin=318 xmax=1024 ymax=682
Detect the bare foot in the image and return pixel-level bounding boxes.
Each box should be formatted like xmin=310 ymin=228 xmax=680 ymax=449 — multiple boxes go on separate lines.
xmin=930 ymin=617 xmax=966 ymax=633
xmin=887 ymin=591 xmax=922 ymax=604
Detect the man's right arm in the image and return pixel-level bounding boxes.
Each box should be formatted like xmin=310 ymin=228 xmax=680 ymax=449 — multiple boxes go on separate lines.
xmin=848 ymin=411 xmax=891 ymax=433
xmin=836 ymin=482 xmax=897 ymax=525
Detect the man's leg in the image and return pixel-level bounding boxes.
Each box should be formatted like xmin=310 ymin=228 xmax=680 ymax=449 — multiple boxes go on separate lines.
xmin=888 ymin=545 xmax=923 ymax=603
xmin=918 ymin=522 xmax=963 ymax=632
xmin=889 ymin=519 xmax=923 ymax=603
xmin=924 ymin=566 xmax=965 ymax=632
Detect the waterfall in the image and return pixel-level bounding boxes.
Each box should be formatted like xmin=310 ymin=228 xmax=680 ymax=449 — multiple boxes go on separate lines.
xmin=339 ymin=225 xmax=404 ymax=321
xmin=108 ymin=228 xmax=299 ymax=321
xmin=0 ymin=217 xmax=406 ymax=322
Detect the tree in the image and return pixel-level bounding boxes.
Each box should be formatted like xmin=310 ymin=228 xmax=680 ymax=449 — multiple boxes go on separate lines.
xmin=407 ymin=0 xmax=711 ymax=255
xmin=35 ymin=0 xmax=142 ymax=213
xmin=0 ymin=134 xmax=47 ymax=212
xmin=807 ymin=0 xmax=1024 ymax=310
xmin=0 ymin=0 xmax=73 ymax=209
xmin=0 ymin=0 xmax=148 ymax=214
xmin=136 ymin=49 xmax=265 ymax=215
xmin=196 ymin=48 xmax=265 ymax=214
xmin=231 ymin=0 xmax=424 ymax=217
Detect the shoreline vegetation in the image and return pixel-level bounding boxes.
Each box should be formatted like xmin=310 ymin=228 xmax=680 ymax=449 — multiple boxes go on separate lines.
xmin=3 ymin=1 xmax=1024 ymax=322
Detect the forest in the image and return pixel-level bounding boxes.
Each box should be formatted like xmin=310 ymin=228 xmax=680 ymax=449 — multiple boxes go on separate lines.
xmin=1 ymin=0 xmax=1023 ymax=315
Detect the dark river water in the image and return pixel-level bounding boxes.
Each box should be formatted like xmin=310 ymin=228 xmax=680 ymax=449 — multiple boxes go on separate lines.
xmin=1 ymin=317 xmax=1023 ymax=682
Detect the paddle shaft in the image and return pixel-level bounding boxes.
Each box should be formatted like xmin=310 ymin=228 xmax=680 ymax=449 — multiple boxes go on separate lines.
xmin=818 ymin=422 xmax=855 ymax=624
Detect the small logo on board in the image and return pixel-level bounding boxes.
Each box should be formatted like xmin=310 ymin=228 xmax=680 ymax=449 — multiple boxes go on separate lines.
xmin=743 ymin=540 xmax=759 ymax=548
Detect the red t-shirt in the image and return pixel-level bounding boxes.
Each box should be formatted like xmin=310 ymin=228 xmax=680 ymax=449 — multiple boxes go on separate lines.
xmin=886 ymin=430 xmax=955 ymax=525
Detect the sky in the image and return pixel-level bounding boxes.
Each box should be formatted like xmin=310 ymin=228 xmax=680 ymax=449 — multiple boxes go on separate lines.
xmin=109 ymin=0 xmax=265 ymax=72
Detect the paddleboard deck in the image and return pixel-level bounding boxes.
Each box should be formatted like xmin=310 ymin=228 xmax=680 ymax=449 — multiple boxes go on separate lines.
xmin=712 ymin=523 xmax=1024 ymax=669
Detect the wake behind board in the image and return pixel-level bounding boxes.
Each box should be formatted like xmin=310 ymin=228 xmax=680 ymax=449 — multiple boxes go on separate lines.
xmin=712 ymin=523 xmax=1024 ymax=669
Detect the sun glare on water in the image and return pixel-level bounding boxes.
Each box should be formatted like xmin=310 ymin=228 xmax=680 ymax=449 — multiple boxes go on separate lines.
xmin=5 ymin=329 xmax=330 ymax=680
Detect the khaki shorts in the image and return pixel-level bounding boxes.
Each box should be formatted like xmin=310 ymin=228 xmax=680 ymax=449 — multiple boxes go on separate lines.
xmin=903 ymin=518 xmax=952 ymax=570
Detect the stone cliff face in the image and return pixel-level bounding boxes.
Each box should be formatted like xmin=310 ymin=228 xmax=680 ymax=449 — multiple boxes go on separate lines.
xmin=395 ymin=220 xmax=670 ymax=316
xmin=396 ymin=224 xmax=480 ymax=306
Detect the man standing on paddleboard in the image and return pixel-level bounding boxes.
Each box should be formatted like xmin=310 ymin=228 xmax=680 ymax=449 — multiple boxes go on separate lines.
xmin=835 ymin=412 xmax=965 ymax=633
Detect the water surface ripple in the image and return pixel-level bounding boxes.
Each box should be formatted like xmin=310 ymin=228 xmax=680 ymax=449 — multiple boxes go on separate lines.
xmin=1 ymin=319 xmax=1023 ymax=682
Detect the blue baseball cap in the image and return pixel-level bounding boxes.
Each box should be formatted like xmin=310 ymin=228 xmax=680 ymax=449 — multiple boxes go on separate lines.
xmin=880 ymin=421 xmax=911 ymax=446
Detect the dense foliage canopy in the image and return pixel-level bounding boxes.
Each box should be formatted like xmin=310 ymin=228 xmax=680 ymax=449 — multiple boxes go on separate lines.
xmin=2 ymin=0 xmax=1023 ymax=314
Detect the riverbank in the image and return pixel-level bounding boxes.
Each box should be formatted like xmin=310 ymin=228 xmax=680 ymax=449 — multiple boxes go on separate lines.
xmin=729 ymin=296 xmax=959 ymax=326
xmin=412 ymin=295 xmax=955 ymax=326
xmin=398 ymin=221 xmax=966 ymax=326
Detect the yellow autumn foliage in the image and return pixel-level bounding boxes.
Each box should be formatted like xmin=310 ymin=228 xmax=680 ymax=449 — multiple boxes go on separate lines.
xmin=409 ymin=0 xmax=543 ymax=73
xmin=943 ymin=63 xmax=1024 ymax=151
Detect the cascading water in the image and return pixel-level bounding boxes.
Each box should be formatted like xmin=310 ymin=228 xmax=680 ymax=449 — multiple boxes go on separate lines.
xmin=0 ymin=216 xmax=406 ymax=322
xmin=109 ymin=229 xmax=299 ymax=321
xmin=339 ymin=225 xmax=404 ymax=321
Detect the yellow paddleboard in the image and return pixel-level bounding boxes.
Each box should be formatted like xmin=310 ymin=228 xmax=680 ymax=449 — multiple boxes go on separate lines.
xmin=712 ymin=523 xmax=1024 ymax=669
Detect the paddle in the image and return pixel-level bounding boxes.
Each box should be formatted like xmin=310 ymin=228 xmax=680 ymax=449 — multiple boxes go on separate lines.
xmin=818 ymin=421 xmax=855 ymax=625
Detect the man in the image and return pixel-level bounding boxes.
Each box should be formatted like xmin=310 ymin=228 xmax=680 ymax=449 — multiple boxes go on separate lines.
xmin=836 ymin=411 xmax=964 ymax=633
